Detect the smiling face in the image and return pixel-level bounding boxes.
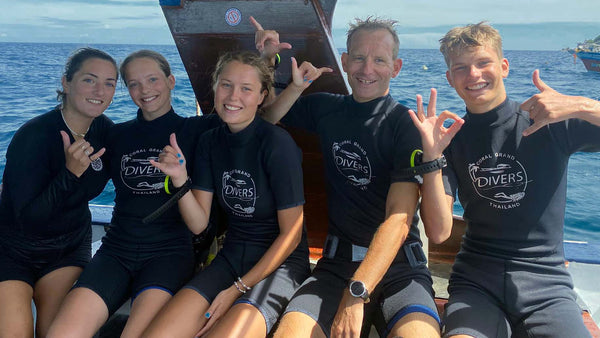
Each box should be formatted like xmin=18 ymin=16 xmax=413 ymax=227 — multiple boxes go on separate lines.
xmin=61 ymin=57 xmax=117 ymax=119
xmin=213 ymin=60 xmax=266 ymax=133
xmin=446 ymin=45 xmax=509 ymax=114
xmin=123 ymin=57 xmax=175 ymax=120
xmin=341 ymin=28 xmax=402 ymax=103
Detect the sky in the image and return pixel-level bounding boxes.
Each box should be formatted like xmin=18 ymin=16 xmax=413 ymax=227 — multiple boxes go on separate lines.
xmin=1 ymin=0 xmax=600 ymax=50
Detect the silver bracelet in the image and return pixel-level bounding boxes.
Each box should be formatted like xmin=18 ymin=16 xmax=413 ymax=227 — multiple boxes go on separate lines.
xmin=237 ymin=277 xmax=251 ymax=291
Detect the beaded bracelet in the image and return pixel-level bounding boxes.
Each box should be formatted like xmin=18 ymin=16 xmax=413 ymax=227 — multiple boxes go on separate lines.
xmin=233 ymin=280 xmax=246 ymax=294
xmin=237 ymin=277 xmax=251 ymax=291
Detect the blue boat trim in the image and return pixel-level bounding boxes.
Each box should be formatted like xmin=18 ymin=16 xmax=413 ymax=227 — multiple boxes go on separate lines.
xmin=159 ymin=0 xmax=181 ymax=7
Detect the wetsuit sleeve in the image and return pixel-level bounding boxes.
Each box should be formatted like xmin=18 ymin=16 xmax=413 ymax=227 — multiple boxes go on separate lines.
xmin=442 ymin=147 xmax=459 ymax=199
xmin=4 ymin=126 xmax=82 ymax=226
xmin=280 ymin=93 xmax=324 ymax=132
xmin=390 ymin=107 xmax=422 ymax=184
xmin=559 ymin=118 xmax=600 ymax=153
xmin=191 ymin=132 xmax=215 ymax=192
xmin=264 ymin=129 xmax=305 ymax=210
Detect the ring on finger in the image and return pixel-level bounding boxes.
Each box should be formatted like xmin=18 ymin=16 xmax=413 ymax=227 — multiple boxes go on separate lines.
xmin=84 ymin=149 xmax=90 ymax=156
xmin=81 ymin=145 xmax=86 ymax=151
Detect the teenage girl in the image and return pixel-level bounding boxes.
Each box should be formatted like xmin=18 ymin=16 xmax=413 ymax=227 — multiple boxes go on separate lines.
xmin=144 ymin=51 xmax=310 ymax=337
xmin=0 ymin=47 xmax=117 ymax=337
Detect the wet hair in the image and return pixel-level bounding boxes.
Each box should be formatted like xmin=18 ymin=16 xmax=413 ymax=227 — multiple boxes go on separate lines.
xmin=346 ymin=16 xmax=400 ymax=58
xmin=119 ymin=49 xmax=172 ymax=86
xmin=56 ymin=47 xmax=117 ymax=103
xmin=211 ymin=51 xmax=274 ymax=108
xmin=439 ymin=22 xmax=503 ymax=68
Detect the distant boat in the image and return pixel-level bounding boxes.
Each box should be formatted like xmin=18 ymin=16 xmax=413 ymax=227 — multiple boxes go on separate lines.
xmin=569 ymin=35 xmax=600 ymax=72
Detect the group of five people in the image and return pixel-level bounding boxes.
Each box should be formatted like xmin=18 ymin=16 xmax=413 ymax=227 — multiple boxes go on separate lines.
xmin=0 ymin=14 xmax=598 ymax=338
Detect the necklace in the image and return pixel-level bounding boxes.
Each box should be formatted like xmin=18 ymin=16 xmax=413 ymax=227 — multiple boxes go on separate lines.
xmin=60 ymin=109 xmax=89 ymax=138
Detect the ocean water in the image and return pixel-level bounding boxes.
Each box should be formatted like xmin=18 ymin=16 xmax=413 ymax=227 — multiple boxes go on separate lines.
xmin=0 ymin=42 xmax=598 ymax=242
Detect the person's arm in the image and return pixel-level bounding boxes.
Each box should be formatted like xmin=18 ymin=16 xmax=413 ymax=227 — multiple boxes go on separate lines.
xmin=408 ymin=88 xmax=463 ymax=243
xmin=9 ymin=127 xmax=104 ymax=225
xmin=250 ymin=16 xmax=332 ymax=124
xmin=150 ymin=133 xmax=211 ymax=234
xmin=331 ymin=182 xmax=418 ymax=337
xmin=197 ymin=205 xmax=304 ymax=336
xmin=521 ymin=69 xmax=600 ymax=136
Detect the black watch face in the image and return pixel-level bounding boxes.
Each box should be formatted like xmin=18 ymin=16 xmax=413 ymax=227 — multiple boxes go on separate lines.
xmin=350 ymin=281 xmax=365 ymax=297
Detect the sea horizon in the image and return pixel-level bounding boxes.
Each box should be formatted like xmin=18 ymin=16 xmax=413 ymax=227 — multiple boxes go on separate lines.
xmin=0 ymin=42 xmax=598 ymax=243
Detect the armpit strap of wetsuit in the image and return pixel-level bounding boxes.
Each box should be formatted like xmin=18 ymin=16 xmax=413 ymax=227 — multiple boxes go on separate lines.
xmin=142 ymin=177 xmax=192 ymax=224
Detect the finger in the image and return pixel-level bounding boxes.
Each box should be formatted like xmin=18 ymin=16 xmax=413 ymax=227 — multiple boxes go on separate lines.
xmin=169 ymin=133 xmax=185 ymax=161
xmin=522 ymin=121 xmax=545 ymax=136
xmin=532 ymin=69 xmax=552 ymax=93
xmin=427 ymin=88 xmax=437 ymax=117
xmin=196 ymin=310 xmax=219 ymax=336
xmin=416 ymin=94 xmax=424 ymax=121
xmin=278 ymin=42 xmax=292 ymax=51
xmin=149 ymin=159 xmax=166 ymax=171
xmin=60 ymin=130 xmax=71 ymax=151
xmin=83 ymin=145 xmax=94 ymax=157
xmin=249 ymin=16 xmax=264 ymax=31
xmin=319 ymin=67 xmax=334 ymax=74
xmin=90 ymin=147 xmax=106 ymax=161
xmin=407 ymin=109 xmax=422 ymax=129
xmin=520 ymin=98 xmax=536 ymax=112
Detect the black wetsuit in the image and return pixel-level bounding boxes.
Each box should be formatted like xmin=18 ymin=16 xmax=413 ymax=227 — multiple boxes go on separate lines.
xmin=442 ymin=99 xmax=600 ymax=337
xmin=185 ymin=116 xmax=310 ymax=333
xmin=74 ymin=109 xmax=221 ymax=314
xmin=280 ymin=93 xmax=439 ymax=336
xmin=0 ymin=106 xmax=112 ymax=286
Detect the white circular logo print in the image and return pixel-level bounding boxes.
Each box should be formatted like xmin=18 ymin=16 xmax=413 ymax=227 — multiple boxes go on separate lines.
xmin=332 ymin=141 xmax=372 ymax=186
xmin=468 ymin=153 xmax=528 ymax=205
xmin=120 ymin=151 xmax=164 ymax=192
xmin=222 ymin=170 xmax=256 ymax=215
xmin=225 ymin=8 xmax=242 ymax=26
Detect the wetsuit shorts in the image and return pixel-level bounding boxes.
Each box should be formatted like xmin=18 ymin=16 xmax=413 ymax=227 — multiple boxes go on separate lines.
xmin=0 ymin=227 xmax=91 ymax=287
xmin=74 ymin=243 xmax=194 ymax=315
xmin=283 ymin=250 xmax=439 ymax=337
xmin=184 ymin=241 xmax=310 ymax=333
xmin=442 ymin=251 xmax=591 ymax=338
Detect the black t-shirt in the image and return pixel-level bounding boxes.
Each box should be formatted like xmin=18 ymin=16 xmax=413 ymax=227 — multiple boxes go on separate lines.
xmin=0 ymin=107 xmax=112 ymax=239
xmin=282 ymin=93 xmax=422 ymax=247
xmin=443 ymin=99 xmax=600 ymax=262
xmin=193 ymin=116 xmax=308 ymax=256
xmin=104 ymin=108 xmax=220 ymax=249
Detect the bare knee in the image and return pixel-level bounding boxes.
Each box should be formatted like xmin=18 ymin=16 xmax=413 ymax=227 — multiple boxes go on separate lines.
xmin=273 ymin=312 xmax=325 ymax=338
xmin=388 ymin=311 xmax=441 ymax=338
xmin=0 ymin=280 xmax=34 ymax=338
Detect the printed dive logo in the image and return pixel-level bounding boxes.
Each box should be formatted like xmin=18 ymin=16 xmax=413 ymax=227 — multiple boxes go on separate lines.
xmin=332 ymin=141 xmax=372 ymax=187
xmin=222 ymin=169 xmax=256 ymax=217
xmin=468 ymin=152 xmax=529 ymax=209
xmin=120 ymin=148 xmax=165 ymax=195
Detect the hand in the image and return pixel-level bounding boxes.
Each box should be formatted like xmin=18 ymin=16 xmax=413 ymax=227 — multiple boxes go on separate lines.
xmin=289 ymin=57 xmax=334 ymax=91
xmin=149 ymin=133 xmax=188 ymax=187
xmin=331 ymin=291 xmax=365 ymax=338
xmin=408 ymin=88 xmax=464 ymax=160
xmin=61 ymin=130 xmax=105 ymax=177
xmin=520 ymin=69 xmax=584 ymax=136
xmin=195 ymin=285 xmax=241 ymax=337
xmin=250 ymin=16 xmax=292 ymax=60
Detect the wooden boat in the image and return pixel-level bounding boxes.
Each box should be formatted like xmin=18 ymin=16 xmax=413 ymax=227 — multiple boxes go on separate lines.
xmin=92 ymin=0 xmax=600 ymax=336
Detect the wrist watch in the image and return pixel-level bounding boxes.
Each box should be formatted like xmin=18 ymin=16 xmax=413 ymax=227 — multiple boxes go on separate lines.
xmin=348 ymin=280 xmax=370 ymax=303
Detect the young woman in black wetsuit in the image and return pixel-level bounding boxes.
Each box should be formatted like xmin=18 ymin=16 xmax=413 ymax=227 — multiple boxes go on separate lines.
xmin=48 ymin=50 xmax=220 ymax=338
xmin=0 ymin=47 xmax=117 ymax=337
xmin=144 ymin=51 xmax=310 ymax=338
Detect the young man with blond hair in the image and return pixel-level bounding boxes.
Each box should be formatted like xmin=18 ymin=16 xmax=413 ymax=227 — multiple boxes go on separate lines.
xmin=419 ymin=22 xmax=600 ymax=337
